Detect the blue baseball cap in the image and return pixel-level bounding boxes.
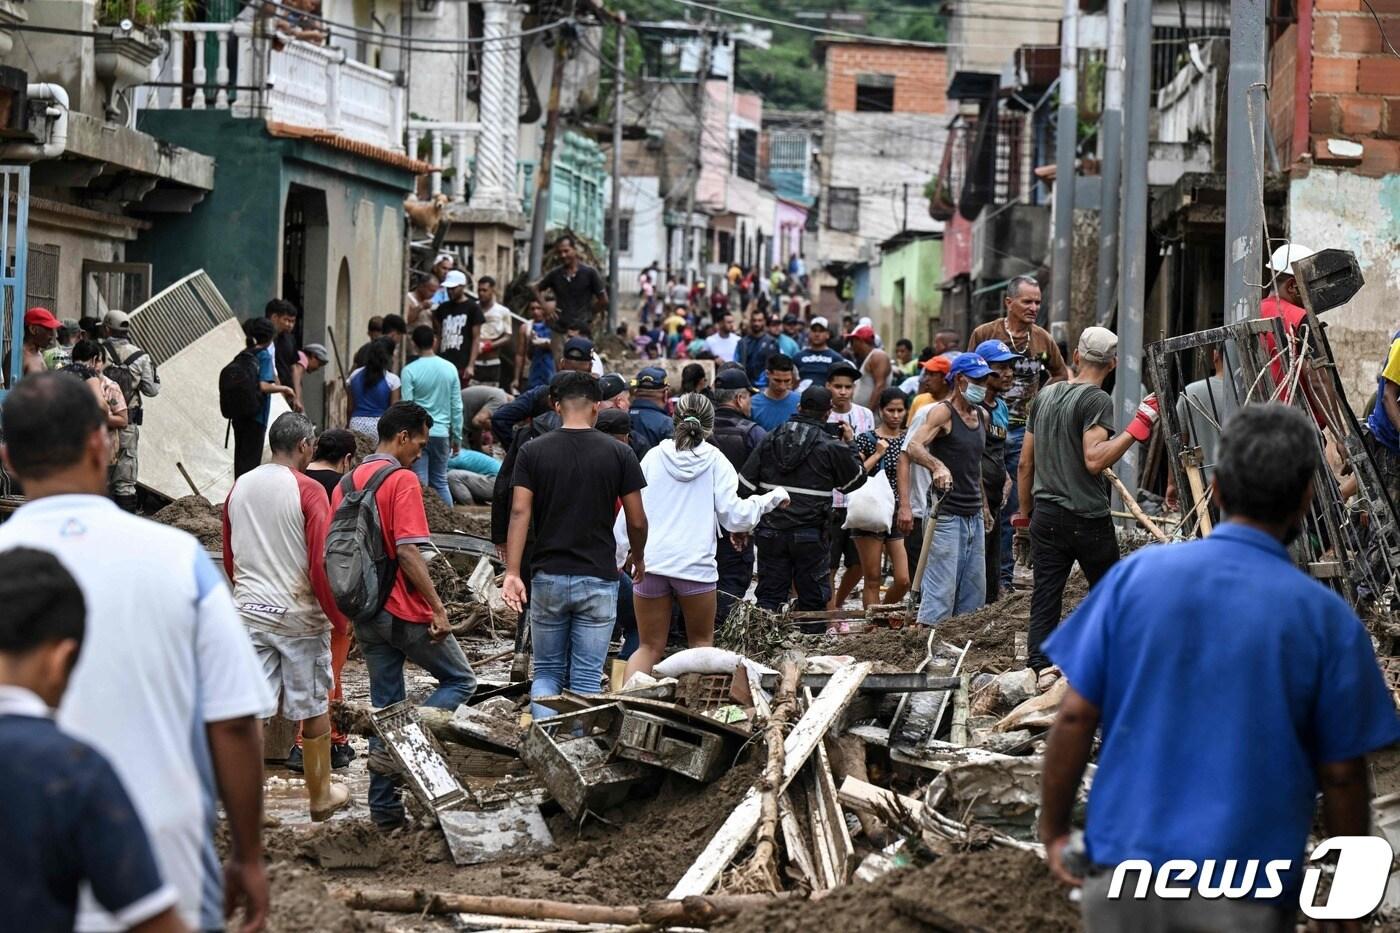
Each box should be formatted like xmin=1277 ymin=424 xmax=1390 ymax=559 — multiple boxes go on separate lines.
xmin=947 ymin=352 xmax=994 ymax=384
xmin=974 ymin=339 xmax=1022 ymax=363
xmin=631 ymin=366 xmax=668 ymax=390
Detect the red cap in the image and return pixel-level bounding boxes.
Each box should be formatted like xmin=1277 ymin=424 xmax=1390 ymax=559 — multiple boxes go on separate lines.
xmin=845 ymin=324 xmax=877 ymax=341
xmin=24 ymin=306 xmax=60 ymax=330
xmin=922 ymin=355 xmax=953 ymax=374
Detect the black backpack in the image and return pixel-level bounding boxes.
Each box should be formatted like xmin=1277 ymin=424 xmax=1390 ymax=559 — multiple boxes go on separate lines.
xmin=325 ymin=464 xmax=405 ymax=623
xmin=218 ymin=349 xmax=263 ymax=421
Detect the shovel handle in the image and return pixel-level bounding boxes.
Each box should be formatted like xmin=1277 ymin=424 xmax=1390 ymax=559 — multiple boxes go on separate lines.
xmin=906 ymin=490 xmax=943 ymax=607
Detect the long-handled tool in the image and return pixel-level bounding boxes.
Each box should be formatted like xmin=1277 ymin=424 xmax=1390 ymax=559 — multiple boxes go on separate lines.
xmin=904 ymin=486 xmax=945 ymax=625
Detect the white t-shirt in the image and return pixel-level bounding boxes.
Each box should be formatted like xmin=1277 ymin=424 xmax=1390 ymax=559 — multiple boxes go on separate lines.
xmin=706 ymin=332 xmax=740 ymax=362
xmin=0 ymin=495 xmax=274 ymax=932
xmin=224 ymin=463 xmax=343 ymax=637
xmin=828 ymin=405 xmax=874 ymax=507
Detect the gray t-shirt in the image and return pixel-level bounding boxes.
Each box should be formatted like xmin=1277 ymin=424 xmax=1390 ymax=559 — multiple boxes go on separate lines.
xmin=1028 ymin=381 xmax=1116 ymax=518
xmin=1175 ymin=374 xmax=1238 ymax=483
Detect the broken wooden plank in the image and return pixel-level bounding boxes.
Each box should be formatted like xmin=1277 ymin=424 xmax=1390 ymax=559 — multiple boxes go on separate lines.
xmin=336 ymin=888 xmax=781 ymax=928
xmin=836 ymin=776 xmax=925 ymax=822
xmin=847 ymin=723 xmax=888 ymax=747
xmin=778 ymin=793 xmax=816 ymax=885
xmin=808 ymin=725 xmax=855 ymax=888
xmin=888 ymin=740 xmax=1018 ymax=774
xmin=668 ymin=662 xmax=872 ymax=898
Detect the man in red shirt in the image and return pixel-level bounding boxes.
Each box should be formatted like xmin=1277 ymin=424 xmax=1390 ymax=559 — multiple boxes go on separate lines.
xmin=330 ymin=401 xmax=476 ymax=831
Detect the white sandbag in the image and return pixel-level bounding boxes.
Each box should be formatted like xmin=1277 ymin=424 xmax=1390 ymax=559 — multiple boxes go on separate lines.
xmin=843 ymin=471 xmax=895 ymax=533
xmin=654 ymin=646 xmax=777 ymax=680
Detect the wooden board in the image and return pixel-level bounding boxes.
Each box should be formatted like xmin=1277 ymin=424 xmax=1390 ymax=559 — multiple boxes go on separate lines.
xmin=667 ymin=663 xmax=871 ymax=897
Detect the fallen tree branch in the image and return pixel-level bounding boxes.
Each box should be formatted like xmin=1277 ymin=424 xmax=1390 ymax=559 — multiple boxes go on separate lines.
xmin=1102 ymin=468 xmax=1170 ymax=543
xmin=332 ymin=886 xmax=780 ymax=927
xmin=731 ymin=661 xmax=799 ymax=893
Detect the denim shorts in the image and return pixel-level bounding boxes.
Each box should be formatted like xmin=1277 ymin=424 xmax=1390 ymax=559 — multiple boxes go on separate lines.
xmin=633 ymin=572 xmax=717 ymax=599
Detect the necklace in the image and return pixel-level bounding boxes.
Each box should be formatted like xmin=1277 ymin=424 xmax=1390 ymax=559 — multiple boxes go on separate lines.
xmin=1002 ymin=318 xmax=1031 ymax=354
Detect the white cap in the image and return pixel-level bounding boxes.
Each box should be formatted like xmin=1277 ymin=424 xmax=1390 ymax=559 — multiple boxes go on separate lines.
xmin=810 ymin=316 xmax=830 ymax=329
xmin=434 ymin=253 xmax=454 ymax=267
xmin=442 ymin=270 xmax=468 ymax=289
xmin=1268 ymin=243 xmax=1316 ymax=275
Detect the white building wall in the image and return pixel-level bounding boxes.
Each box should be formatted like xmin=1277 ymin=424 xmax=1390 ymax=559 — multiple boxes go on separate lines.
xmin=1288 ymin=169 xmax=1400 ymax=410
xmin=611 ymin=175 xmax=665 ymax=296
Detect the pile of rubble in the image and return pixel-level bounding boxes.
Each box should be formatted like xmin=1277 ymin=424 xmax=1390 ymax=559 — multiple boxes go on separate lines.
xmin=150 ymin=495 xmax=223 ymax=548
xmin=310 ymin=597 xmax=1084 ymax=930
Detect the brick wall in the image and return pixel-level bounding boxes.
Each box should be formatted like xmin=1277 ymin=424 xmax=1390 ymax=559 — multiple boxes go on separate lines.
xmin=1308 ymin=0 xmax=1400 ymax=176
xmin=823 ymin=44 xmax=947 ymax=115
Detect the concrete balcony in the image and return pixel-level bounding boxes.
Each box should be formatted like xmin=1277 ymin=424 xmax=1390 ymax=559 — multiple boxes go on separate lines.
xmin=147 ymin=22 xmax=405 ymax=153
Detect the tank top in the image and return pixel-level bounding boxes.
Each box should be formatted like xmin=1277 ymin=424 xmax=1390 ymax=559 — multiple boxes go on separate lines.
xmin=857 ymin=351 xmax=890 ymax=407
xmin=927 ymin=400 xmax=986 ymax=517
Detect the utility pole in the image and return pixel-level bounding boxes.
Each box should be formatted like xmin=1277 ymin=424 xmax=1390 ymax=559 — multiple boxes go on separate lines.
xmin=1112 ymin=0 xmax=1150 ymax=498
xmin=1224 ymin=0 xmax=1266 ymax=324
xmin=1048 ymin=0 xmax=1077 ymax=338
xmin=528 ymin=29 xmax=570 ymax=280
xmin=678 ymin=21 xmax=711 ymax=287
xmin=607 ymin=12 xmax=626 ymax=332
xmin=1094 ymin=0 xmax=1124 ymax=326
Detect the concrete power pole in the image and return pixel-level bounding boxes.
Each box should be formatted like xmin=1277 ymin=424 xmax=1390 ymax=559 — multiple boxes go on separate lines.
xmin=679 ymin=23 xmax=711 ymax=287
xmin=528 ymin=32 xmax=570 ymax=280
xmin=1224 ymin=0 xmax=1267 ymax=324
xmin=1048 ymin=0 xmax=1077 ymax=337
xmin=607 ymin=13 xmax=626 ymax=332
xmin=1094 ymin=0 xmax=1124 ymax=326
xmin=1112 ymin=0 xmax=1150 ymax=498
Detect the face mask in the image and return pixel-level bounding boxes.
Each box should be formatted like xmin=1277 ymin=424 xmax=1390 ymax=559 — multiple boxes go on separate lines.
xmin=963 ymin=384 xmax=988 ymax=406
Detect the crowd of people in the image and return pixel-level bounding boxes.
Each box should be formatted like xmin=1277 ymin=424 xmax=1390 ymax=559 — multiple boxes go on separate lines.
xmin=7 ymin=234 xmax=1400 ymax=932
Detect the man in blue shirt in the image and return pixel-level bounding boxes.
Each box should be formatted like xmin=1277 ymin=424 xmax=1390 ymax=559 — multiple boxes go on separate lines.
xmin=794 ymin=316 xmax=844 ymax=390
xmin=0 ymin=546 xmax=183 ymax=933
xmin=402 ymin=325 xmax=465 ymax=504
xmin=627 ymin=367 xmax=673 ymax=460
xmin=1040 ymin=403 xmax=1400 ymax=928
xmin=749 ymin=353 xmax=800 ymax=431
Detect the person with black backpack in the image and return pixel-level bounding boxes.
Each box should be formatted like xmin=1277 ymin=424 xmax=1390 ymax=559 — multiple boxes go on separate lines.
xmin=326 ymin=401 xmax=475 ymax=831
xmin=101 ymin=311 xmax=160 ymax=512
xmin=223 ymin=318 xmax=294 ymax=478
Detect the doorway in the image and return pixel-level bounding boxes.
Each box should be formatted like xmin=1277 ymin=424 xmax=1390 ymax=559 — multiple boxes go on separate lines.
xmin=282 ymin=184 xmax=330 ymax=420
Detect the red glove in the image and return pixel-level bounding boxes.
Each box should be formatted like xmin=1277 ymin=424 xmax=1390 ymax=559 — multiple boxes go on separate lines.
xmin=1010 ymin=513 xmax=1030 ymax=529
xmin=481 ymin=340 xmax=494 ymax=354
xmin=1127 ymin=393 xmax=1159 ymax=443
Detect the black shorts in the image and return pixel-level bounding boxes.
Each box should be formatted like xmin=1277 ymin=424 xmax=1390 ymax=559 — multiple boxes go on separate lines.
xmin=828 ymin=508 xmax=861 ymax=571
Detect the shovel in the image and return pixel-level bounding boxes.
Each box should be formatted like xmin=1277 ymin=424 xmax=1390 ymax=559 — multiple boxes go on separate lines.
xmin=904 ymin=486 xmax=945 ymax=626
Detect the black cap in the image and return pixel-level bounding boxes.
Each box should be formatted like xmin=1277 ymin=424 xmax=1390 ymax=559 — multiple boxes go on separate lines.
xmin=713 ymin=368 xmax=755 ymax=393
xmin=782 ymin=314 xmax=799 ymax=325
xmin=598 ymin=373 xmax=628 ymax=401
xmin=800 ymin=386 xmax=834 ymax=412
xmin=563 ymin=336 xmax=594 ymax=362
xmin=826 ymin=361 xmax=860 ymax=383
xmin=596 ymin=408 xmax=632 ymax=436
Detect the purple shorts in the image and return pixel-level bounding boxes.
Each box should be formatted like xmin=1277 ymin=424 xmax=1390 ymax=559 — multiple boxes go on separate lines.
xmin=633 ymin=573 xmax=717 ymax=600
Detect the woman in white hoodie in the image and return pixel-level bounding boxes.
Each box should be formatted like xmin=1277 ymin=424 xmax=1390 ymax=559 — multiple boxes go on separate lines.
xmin=618 ymin=393 xmax=788 ymax=677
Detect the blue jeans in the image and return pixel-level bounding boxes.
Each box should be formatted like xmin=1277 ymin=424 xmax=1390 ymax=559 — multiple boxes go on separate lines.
xmin=999 ymin=426 xmax=1025 ymax=586
xmin=616 ymin=570 xmax=639 ymax=661
xmin=412 ymin=435 xmax=452 ymax=505
xmin=354 ymin=609 xmax=477 ymax=826
xmin=529 ymin=572 xmax=617 ymax=720
xmin=917 ymin=513 xmax=986 ymax=624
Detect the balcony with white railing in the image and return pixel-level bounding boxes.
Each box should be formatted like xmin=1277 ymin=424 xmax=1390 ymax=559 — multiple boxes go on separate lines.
xmin=147 ymin=22 xmax=405 ymax=154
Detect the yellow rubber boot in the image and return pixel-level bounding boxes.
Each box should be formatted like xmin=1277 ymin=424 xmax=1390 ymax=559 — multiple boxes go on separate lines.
xmin=305 ymin=732 xmax=350 ymax=822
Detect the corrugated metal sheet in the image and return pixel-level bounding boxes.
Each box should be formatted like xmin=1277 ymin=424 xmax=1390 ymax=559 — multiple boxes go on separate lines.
xmin=127 ymin=269 xmax=234 ymax=367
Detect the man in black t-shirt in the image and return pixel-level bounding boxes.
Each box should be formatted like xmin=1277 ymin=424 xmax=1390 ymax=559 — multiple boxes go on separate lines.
xmin=536 ymin=234 xmax=607 ymax=341
xmin=434 ymin=270 xmax=484 ymax=382
xmin=266 ymin=298 xmax=300 ymax=386
xmin=502 ymin=371 xmax=646 ymax=719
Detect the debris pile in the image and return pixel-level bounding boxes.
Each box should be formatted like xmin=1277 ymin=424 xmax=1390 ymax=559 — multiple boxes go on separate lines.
xmin=151 ymin=495 xmax=223 ymax=548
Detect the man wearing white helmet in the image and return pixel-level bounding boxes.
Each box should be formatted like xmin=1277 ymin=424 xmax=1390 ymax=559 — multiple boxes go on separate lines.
xmin=1260 ymin=243 xmax=1315 ymax=387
